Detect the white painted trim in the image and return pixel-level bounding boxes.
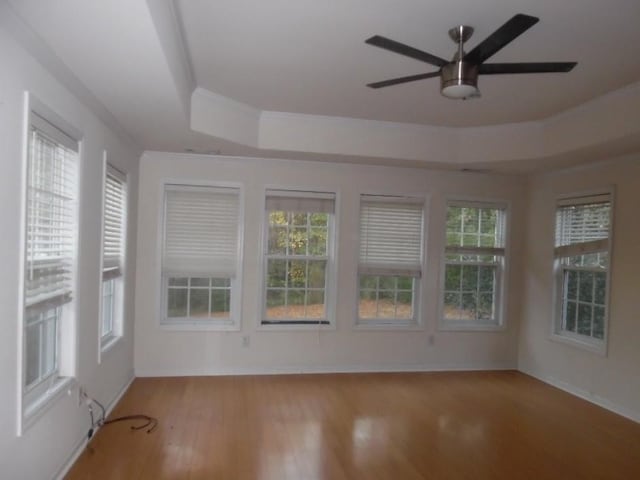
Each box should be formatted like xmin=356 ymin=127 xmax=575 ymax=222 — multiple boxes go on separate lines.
xmin=189 ymin=82 xmax=640 ymax=169
xmin=520 ymin=368 xmax=640 ymax=424
xmin=257 ymin=184 xmax=340 ymax=329
xmin=354 ymin=191 xmax=429 ymax=328
xmin=135 ymin=363 xmax=516 ymax=378
xmin=97 ymin=151 xmax=108 ymax=364
xmin=52 ymin=374 xmax=135 ymax=480
xmin=15 ymin=92 xmax=30 ymax=436
xmin=156 ymin=179 xmax=245 ymax=330
xmin=550 ymin=186 xmax=615 ymax=355
xmin=18 ymin=92 xmax=84 ymax=435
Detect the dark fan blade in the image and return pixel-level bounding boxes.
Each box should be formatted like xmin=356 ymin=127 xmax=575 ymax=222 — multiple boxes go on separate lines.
xmin=465 ymin=14 xmax=539 ymax=64
xmin=365 ymin=35 xmax=448 ymax=67
xmin=367 ymin=71 xmax=440 ymax=89
xmin=479 ymin=62 xmax=577 ymax=74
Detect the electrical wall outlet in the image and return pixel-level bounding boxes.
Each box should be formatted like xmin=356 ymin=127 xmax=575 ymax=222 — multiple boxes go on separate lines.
xmin=242 ymin=335 xmax=250 ymax=348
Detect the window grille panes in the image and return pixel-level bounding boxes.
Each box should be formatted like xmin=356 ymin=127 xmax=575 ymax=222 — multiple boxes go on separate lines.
xmin=358 ymin=196 xmax=423 ymax=324
xmin=167 ymin=277 xmax=231 ymax=319
xmin=554 ymin=194 xmax=611 ymax=344
xmin=263 ymin=191 xmax=334 ymax=325
xmin=25 ymin=307 xmax=58 ymax=388
xmin=23 ymin=113 xmax=78 ymax=392
xmin=443 ymin=203 xmax=506 ymax=326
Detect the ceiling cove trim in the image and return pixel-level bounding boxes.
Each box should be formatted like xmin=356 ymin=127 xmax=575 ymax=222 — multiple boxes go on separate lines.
xmin=146 ymin=0 xmax=196 ymax=120
xmin=190 ymin=82 xmax=640 ymax=167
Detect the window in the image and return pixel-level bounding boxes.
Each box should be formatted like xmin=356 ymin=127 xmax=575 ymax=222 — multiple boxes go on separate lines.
xmin=161 ymin=184 xmax=241 ymax=328
xmin=441 ymin=201 xmax=507 ymax=329
xmin=262 ymin=190 xmax=335 ymax=325
xmin=100 ymin=163 xmax=127 ymax=349
xmin=358 ymin=195 xmax=424 ymax=326
xmin=553 ymin=192 xmax=612 ymax=350
xmin=22 ymin=111 xmax=78 ymax=417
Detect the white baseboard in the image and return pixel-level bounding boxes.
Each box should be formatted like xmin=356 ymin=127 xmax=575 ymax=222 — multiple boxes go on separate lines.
xmin=135 ymin=362 xmax=516 ymax=377
xmin=52 ymin=373 xmax=135 ymax=480
xmin=520 ymin=367 xmax=640 ymax=424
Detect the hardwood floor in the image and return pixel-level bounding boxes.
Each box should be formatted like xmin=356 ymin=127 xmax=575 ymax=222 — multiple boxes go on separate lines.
xmin=65 ymin=371 xmax=640 ymax=479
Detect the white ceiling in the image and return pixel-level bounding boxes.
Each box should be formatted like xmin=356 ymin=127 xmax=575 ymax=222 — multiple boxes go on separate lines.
xmin=6 ymin=0 xmax=640 ymax=172
xmin=178 ymin=0 xmax=640 ymax=127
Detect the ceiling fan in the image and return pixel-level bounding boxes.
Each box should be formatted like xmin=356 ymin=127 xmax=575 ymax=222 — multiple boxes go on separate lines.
xmin=365 ymin=14 xmax=576 ymax=99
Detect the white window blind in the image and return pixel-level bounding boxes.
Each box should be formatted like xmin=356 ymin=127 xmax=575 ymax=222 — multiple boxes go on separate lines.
xmin=103 ymin=165 xmax=126 ymax=279
xmin=555 ymin=194 xmax=611 ymax=258
xmin=359 ymin=196 xmax=424 ymax=277
xmin=163 ymin=185 xmax=240 ymax=277
xmin=265 ymin=190 xmax=335 ymax=214
xmin=25 ymin=118 xmax=78 ymax=311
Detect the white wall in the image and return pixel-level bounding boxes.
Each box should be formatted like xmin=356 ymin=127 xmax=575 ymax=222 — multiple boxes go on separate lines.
xmin=135 ymin=152 xmax=526 ymax=376
xmin=518 ymin=155 xmax=640 ymax=421
xmin=0 ymin=22 xmax=139 ymax=480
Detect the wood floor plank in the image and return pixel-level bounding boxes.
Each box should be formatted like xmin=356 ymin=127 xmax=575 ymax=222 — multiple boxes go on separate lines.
xmin=65 ymin=371 xmax=640 ymax=480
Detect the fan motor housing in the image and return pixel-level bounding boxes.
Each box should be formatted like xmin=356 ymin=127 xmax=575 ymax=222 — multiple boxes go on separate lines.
xmin=441 ymin=61 xmax=479 ymax=98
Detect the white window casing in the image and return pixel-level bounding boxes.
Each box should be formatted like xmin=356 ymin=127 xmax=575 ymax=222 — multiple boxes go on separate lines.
xmin=552 ymin=190 xmax=613 ymax=353
xmin=440 ymin=200 xmax=507 ymax=330
xmin=100 ymin=163 xmax=127 ymax=347
xmin=21 ymin=109 xmax=79 ymax=428
xmin=357 ymin=195 xmax=424 ymax=326
xmin=262 ymin=189 xmax=335 ymax=326
xmin=161 ymin=184 xmax=241 ymax=328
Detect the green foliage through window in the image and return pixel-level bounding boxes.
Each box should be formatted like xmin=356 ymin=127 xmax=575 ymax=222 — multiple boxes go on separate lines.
xmin=265 ymin=211 xmax=329 ymax=322
xmin=443 ymin=203 xmax=505 ymax=325
xmin=359 ymin=275 xmax=414 ymax=320
xmin=167 ymin=277 xmax=231 ymax=319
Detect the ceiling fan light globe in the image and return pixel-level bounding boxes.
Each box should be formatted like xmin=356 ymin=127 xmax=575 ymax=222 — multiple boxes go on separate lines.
xmin=441 ymin=84 xmax=479 ymax=99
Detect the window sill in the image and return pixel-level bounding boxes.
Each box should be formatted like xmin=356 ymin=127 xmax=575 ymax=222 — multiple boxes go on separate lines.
xmin=549 ymin=332 xmax=607 ymax=356
xmin=100 ymin=334 xmax=122 ymax=358
xmin=438 ymin=321 xmax=505 ymax=332
xmin=160 ymin=320 xmax=240 ymax=332
xmin=21 ymin=376 xmax=75 ymax=435
xmin=354 ymin=321 xmax=422 ymax=331
xmin=257 ymin=322 xmax=335 ymax=332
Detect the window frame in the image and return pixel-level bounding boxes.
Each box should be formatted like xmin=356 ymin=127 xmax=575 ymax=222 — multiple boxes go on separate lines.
xmin=99 ymin=158 xmax=127 ymax=355
xmin=550 ymin=188 xmax=614 ymax=355
xmin=356 ymin=194 xmax=426 ymax=329
xmin=18 ymin=96 xmax=81 ymax=434
xmin=438 ymin=198 xmax=509 ymax=331
xmin=259 ymin=188 xmax=338 ymax=330
xmin=159 ymin=181 xmax=243 ymax=331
